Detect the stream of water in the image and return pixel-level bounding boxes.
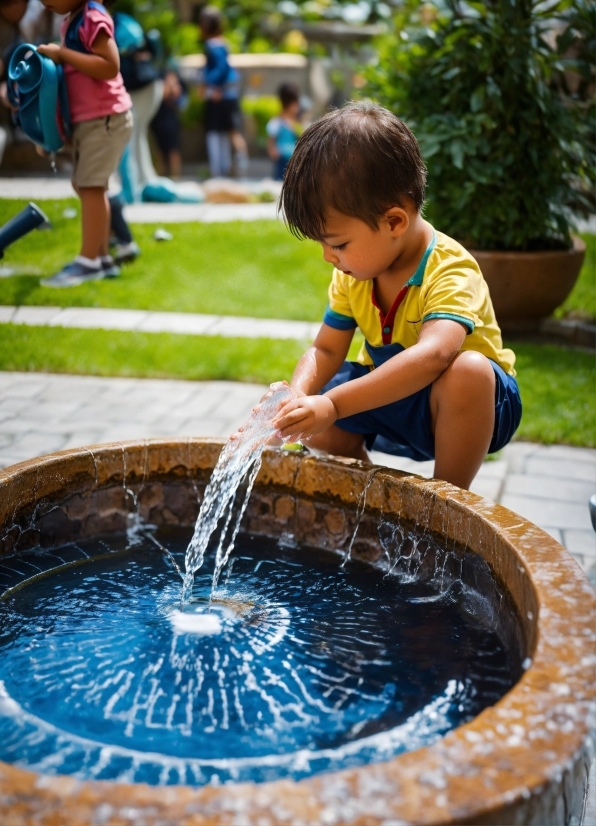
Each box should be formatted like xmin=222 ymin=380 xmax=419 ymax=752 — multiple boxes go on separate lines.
xmin=181 ymin=382 xmax=295 ymax=606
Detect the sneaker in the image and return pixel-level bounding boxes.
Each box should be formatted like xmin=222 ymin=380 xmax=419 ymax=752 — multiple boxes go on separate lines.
xmin=101 ymin=255 xmax=121 ymax=278
xmin=112 ymin=241 xmax=140 ymax=264
xmin=41 ymin=259 xmax=104 ymax=288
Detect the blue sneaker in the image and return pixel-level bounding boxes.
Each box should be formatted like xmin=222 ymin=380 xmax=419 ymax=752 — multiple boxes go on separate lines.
xmin=41 ymin=259 xmax=104 ymax=288
xmin=101 ymin=255 xmax=121 ymax=278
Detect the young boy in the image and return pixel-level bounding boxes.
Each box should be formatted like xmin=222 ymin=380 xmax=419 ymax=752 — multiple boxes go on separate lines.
xmin=266 ymin=82 xmax=301 ymax=181
xmin=272 ymin=101 xmax=521 ymax=490
xmin=37 ymin=0 xmax=133 ymax=287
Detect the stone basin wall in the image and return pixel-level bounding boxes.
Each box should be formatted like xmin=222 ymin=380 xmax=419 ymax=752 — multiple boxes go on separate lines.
xmin=0 ymin=438 xmax=594 ymax=826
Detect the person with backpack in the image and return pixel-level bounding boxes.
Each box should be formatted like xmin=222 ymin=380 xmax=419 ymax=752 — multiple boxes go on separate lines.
xmin=110 ymin=7 xmax=162 ymax=202
xmin=36 ymin=0 xmax=132 ymax=287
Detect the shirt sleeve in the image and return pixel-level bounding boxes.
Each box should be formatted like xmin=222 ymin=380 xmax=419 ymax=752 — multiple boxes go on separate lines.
xmin=323 ymin=269 xmax=357 ymax=330
xmin=420 ymin=258 xmax=484 ymax=334
xmin=80 ymin=6 xmax=114 ymax=51
xmin=266 ymin=118 xmax=280 ymax=138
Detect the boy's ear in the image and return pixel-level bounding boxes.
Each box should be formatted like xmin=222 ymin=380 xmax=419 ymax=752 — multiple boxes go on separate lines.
xmin=384 ymin=206 xmax=409 ymax=238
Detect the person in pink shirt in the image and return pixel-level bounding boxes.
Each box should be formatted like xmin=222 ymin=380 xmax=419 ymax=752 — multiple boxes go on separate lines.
xmin=37 ymin=0 xmax=133 ymax=286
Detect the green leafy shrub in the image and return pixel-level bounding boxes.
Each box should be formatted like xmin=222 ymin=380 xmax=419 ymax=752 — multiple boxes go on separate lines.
xmin=181 ymin=88 xmax=205 ymax=128
xmin=242 ymin=95 xmax=281 ymax=144
xmin=366 ymin=0 xmax=594 ymax=251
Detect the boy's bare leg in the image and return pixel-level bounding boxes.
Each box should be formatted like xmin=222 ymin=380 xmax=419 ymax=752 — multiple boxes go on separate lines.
xmin=78 ymin=186 xmax=110 ymax=259
xmin=430 ymin=351 xmax=495 ymax=489
xmin=306 ymin=425 xmax=370 ymax=463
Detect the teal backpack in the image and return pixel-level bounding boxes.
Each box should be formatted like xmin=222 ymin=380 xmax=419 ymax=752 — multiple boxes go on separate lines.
xmin=8 ymin=44 xmax=72 ymax=153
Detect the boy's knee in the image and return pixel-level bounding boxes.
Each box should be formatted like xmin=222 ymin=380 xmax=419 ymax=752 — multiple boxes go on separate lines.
xmin=433 ymin=351 xmax=495 ymax=404
xmin=450 ymin=350 xmax=494 ymax=382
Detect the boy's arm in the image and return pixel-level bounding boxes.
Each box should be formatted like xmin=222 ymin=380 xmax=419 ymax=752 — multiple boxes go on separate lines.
xmin=269 ymin=324 xmax=352 ymax=439
xmin=273 ymin=319 xmax=466 ymax=441
xmin=267 ymin=135 xmax=279 ymax=160
xmin=37 ymin=31 xmax=120 ymax=80
xmin=291 ymin=323 xmax=354 ymax=396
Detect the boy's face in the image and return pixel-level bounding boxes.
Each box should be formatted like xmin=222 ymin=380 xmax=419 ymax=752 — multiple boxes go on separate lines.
xmin=318 ymin=208 xmax=408 ymax=280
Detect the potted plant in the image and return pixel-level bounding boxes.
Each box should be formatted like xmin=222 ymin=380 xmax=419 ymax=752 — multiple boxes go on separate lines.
xmin=365 ymin=0 xmax=594 ymax=330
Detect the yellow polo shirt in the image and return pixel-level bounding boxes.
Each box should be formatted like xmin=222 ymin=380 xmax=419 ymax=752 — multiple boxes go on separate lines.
xmin=323 ymin=230 xmax=516 ymax=376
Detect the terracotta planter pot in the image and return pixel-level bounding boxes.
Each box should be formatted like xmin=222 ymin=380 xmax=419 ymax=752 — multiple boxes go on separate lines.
xmin=470 ymin=236 xmax=586 ymax=332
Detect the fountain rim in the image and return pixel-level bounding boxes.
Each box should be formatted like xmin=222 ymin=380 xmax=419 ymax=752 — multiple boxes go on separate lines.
xmin=0 ymin=437 xmax=594 ymax=826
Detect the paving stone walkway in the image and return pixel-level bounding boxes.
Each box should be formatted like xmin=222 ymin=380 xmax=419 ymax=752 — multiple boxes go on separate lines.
xmin=0 ymin=305 xmax=319 ymax=340
xmin=0 ymin=177 xmax=280 ymax=223
xmin=0 ymin=371 xmax=594 ymax=589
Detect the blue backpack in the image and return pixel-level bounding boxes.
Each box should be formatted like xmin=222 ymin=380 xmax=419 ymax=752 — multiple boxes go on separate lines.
xmin=8 ymin=44 xmax=72 ymax=153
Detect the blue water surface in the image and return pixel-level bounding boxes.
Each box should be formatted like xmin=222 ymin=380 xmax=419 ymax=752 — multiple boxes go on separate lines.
xmin=0 ymin=529 xmax=518 ymax=785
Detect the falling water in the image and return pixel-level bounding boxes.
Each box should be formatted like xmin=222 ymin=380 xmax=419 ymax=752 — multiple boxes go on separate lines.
xmin=181 ymin=382 xmax=296 ymax=605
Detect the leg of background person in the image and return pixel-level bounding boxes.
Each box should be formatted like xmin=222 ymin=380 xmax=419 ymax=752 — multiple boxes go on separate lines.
xmin=137 ymin=80 xmax=163 ymax=188
xmin=0 ymin=127 xmax=7 ymax=167
xmin=78 ymin=186 xmax=109 ymax=259
xmin=118 ymin=145 xmax=136 ymax=204
xmin=430 ymin=351 xmax=496 ymax=490
xmin=220 ymin=132 xmax=232 ymax=177
xmin=108 ymin=193 xmax=133 ymax=245
xmin=230 ymin=129 xmax=248 ymax=175
xmin=169 ymin=150 xmax=182 ymax=178
xmin=206 ymin=130 xmax=223 ymax=177
xmin=129 ymin=80 xmax=163 ymax=194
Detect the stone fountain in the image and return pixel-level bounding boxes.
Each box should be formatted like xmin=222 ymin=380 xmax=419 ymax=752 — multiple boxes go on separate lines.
xmin=0 ymin=438 xmax=594 ymax=825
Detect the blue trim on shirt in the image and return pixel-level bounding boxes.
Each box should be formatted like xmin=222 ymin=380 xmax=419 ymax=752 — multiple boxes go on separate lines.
xmin=423 ymin=311 xmax=475 ymax=333
xmin=323 ymin=306 xmax=358 ymax=330
xmin=406 ymin=231 xmax=437 ymax=287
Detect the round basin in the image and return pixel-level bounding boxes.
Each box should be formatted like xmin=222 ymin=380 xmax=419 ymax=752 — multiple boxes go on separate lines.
xmin=0 ymin=438 xmax=594 ymax=825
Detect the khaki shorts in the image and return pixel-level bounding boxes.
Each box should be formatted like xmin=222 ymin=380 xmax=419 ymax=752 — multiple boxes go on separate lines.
xmin=71 ymin=109 xmax=133 ymax=189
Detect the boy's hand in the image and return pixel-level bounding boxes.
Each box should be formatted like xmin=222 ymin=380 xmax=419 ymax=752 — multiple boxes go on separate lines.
xmin=272 ymin=395 xmax=338 ymax=443
xmin=37 ymin=44 xmax=63 ymax=64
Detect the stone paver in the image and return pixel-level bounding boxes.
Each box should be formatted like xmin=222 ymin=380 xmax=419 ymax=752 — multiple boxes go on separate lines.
xmin=1 ymin=370 xmax=594 ymax=587
xmin=0 ymin=178 xmax=280 ymax=223
xmin=1 ymin=306 xmax=319 ymax=341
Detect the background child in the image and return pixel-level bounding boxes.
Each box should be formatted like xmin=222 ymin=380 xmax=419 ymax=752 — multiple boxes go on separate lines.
xmin=199 ymin=5 xmax=247 ymax=178
xmin=150 ymin=69 xmax=184 ymax=179
xmin=266 ymin=81 xmax=301 ymax=181
xmin=37 ymin=0 xmax=133 ymax=287
xmin=272 ymin=102 xmax=522 ymax=490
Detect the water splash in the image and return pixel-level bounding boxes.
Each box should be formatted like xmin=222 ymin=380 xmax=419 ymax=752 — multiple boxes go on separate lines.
xmin=342 ymin=467 xmax=385 ymax=568
xmin=181 ymin=382 xmax=296 ymax=605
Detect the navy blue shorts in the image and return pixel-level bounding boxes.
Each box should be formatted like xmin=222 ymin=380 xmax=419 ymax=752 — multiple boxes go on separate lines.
xmin=321 ymin=359 xmax=522 ymax=462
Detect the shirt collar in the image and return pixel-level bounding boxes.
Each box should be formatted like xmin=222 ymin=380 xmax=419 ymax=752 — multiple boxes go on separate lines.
xmin=405 ymin=231 xmax=436 ymax=287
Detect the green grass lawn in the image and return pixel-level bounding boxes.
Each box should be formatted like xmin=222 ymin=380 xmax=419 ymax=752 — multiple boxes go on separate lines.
xmin=0 ymin=325 xmax=304 ymax=384
xmin=0 ymin=199 xmax=328 ymax=320
xmin=555 ymin=232 xmax=596 ymax=323
xmin=1 ymin=325 xmax=593 ymax=448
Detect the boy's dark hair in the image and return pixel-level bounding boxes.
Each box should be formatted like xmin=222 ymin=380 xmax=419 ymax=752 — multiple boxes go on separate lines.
xmin=280 ymin=101 xmax=427 ymax=240
xmin=199 ymin=6 xmax=223 ymax=37
xmin=278 ymin=82 xmax=300 ymax=109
